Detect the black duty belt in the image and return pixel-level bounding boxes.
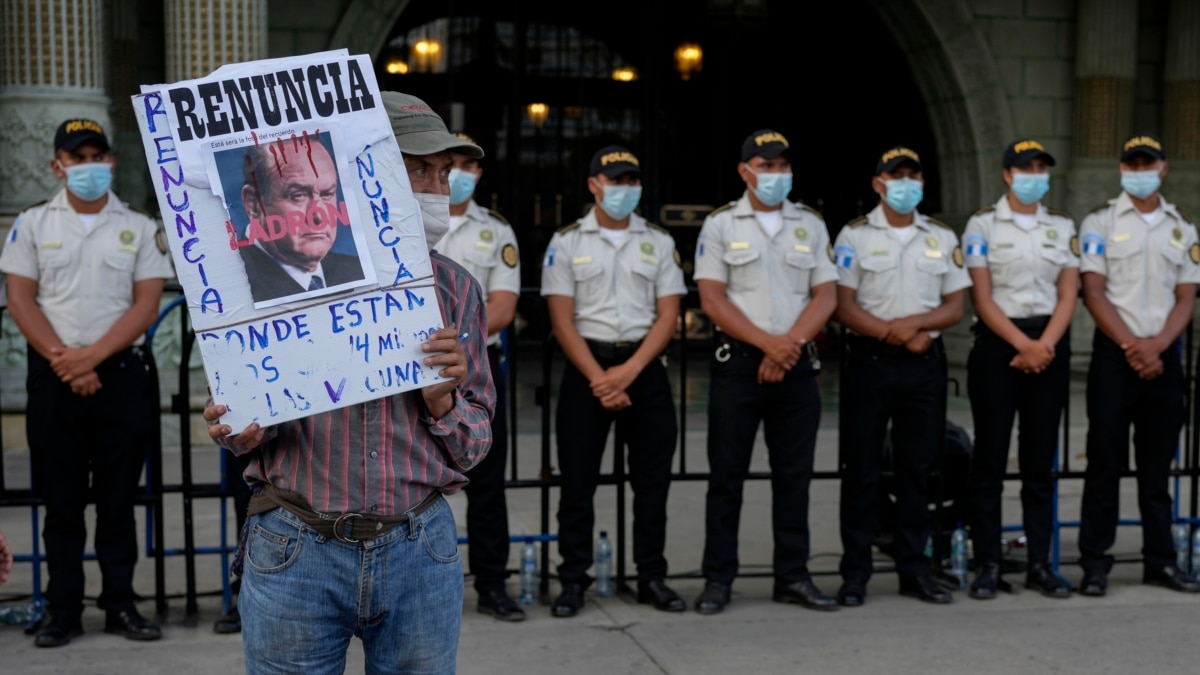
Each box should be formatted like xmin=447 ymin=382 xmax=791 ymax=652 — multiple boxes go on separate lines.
xmin=585 ymin=338 xmax=643 ymax=360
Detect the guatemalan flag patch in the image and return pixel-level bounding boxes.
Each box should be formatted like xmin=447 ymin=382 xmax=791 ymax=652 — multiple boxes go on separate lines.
xmin=1081 ymin=233 xmax=1105 ymax=255
xmin=964 ymin=234 xmax=987 ymax=257
xmin=834 ymin=245 xmax=855 ymax=268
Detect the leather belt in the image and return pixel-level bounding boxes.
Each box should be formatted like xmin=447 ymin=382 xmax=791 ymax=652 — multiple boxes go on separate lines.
xmin=585 ymin=338 xmax=643 ymax=360
xmin=252 ymin=488 xmax=442 ymax=543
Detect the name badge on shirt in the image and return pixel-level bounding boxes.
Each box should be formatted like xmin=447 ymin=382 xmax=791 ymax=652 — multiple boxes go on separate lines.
xmin=1113 ymin=233 xmax=1131 ymax=243
xmin=572 ymin=256 xmax=593 ymax=265
xmin=794 ymin=244 xmax=811 ymax=253
xmin=118 ymin=245 xmax=138 ymax=253
xmin=730 ymin=242 xmax=750 ymax=250
xmin=924 ymin=250 xmax=943 ymax=259
xmin=1170 ymin=239 xmax=1185 ymax=250
xmin=641 ymin=254 xmax=659 ymax=265
xmin=40 ymin=241 xmax=62 ymax=249
xmin=995 ymin=242 xmax=1014 ymax=249
xmin=474 ymin=241 xmax=494 ymax=250
xmin=870 ymin=248 xmax=889 ymax=256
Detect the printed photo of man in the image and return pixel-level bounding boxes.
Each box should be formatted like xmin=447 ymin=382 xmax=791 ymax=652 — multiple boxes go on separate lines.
xmin=228 ymin=133 xmax=368 ymax=306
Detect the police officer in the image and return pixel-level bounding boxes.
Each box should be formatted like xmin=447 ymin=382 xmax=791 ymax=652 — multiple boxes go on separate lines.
xmin=1077 ymin=133 xmax=1200 ymax=596
xmin=962 ymin=139 xmax=1077 ymax=600
xmin=0 ymin=120 xmax=173 ymax=646
xmin=438 ymin=132 xmax=524 ymax=621
xmin=541 ymin=146 xmax=687 ymax=617
xmin=692 ymin=130 xmax=838 ymax=614
xmin=833 ymin=146 xmax=971 ymax=607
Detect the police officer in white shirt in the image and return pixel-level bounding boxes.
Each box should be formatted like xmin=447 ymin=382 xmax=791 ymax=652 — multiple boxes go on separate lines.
xmin=540 ymin=146 xmax=687 ymax=617
xmin=437 ymin=132 xmax=525 ymax=620
xmin=1077 ymin=133 xmax=1200 ymax=597
xmin=832 ymin=146 xmax=971 ymax=607
xmin=692 ymin=130 xmax=839 ymax=614
xmin=962 ymin=139 xmax=1077 ymax=600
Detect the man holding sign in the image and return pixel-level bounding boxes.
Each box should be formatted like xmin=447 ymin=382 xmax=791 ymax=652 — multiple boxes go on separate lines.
xmin=205 ymin=99 xmax=494 ymax=672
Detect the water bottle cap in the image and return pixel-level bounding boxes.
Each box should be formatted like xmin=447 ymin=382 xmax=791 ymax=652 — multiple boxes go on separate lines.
xmin=600 ymin=530 xmax=608 ymax=537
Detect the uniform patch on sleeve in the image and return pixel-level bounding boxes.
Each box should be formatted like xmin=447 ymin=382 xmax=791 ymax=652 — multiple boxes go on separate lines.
xmin=501 ymin=243 xmax=518 ymax=268
xmin=827 ymin=243 xmax=834 ymax=263
xmin=1081 ymin=233 xmax=1105 ymax=255
xmin=156 ymin=229 xmax=169 ymax=254
xmin=697 ymin=232 xmax=705 ymax=257
xmin=674 ymin=249 xmax=682 ymax=267
xmin=952 ymin=246 xmax=964 ymax=268
xmin=6 ymin=222 xmax=16 ymax=243
xmin=964 ymin=233 xmax=987 ymax=257
xmin=1070 ymin=235 xmax=1080 ymax=257
xmin=1191 ymin=243 xmax=1200 ymax=265
xmin=543 ymin=246 xmax=556 ymax=268
xmin=834 ymin=245 xmax=855 ymax=268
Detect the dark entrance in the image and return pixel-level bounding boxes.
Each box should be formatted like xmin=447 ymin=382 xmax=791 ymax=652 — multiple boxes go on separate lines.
xmin=375 ymin=0 xmax=937 ymax=291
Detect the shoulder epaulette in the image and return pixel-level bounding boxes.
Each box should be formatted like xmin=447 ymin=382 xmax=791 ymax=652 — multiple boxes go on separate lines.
xmin=972 ymin=205 xmax=995 ymax=217
xmin=845 ymin=216 xmax=868 ymax=228
xmin=1047 ymin=207 xmax=1073 ymax=220
xmin=125 ymin=203 xmax=156 ymax=219
xmin=925 ymin=217 xmax=952 ymax=230
xmin=708 ymin=202 xmax=734 ymax=218
xmin=487 ymin=209 xmax=510 ymax=226
xmin=1088 ymin=202 xmax=1110 ymax=215
xmin=799 ymin=203 xmax=823 ymax=218
xmin=556 ymin=221 xmax=581 ymax=235
xmin=646 ymin=222 xmax=670 ymax=236
xmin=1177 ymin=208 xmax=1196 ymax=227
xmin=17 ymin=199 xmax=48 ymax=214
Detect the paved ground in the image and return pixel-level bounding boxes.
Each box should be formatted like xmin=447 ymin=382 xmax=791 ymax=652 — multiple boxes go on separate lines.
xmin=2 ymin=359 xmax=1199 ymax=673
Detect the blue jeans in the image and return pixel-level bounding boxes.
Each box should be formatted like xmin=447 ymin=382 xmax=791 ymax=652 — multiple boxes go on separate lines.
xmin=240 ymin=497 xmax=463 ymax=674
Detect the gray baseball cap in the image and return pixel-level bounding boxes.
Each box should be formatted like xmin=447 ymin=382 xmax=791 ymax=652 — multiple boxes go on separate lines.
xmin=381 ymin=91 xmax=483 ymax=159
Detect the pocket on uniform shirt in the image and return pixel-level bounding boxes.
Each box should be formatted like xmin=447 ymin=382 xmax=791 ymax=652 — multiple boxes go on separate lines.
xmin=722 ymin=249 xmax=761 ymax=290
xmin=631 ymin=261 xmax=659 ymax=304
xmin=570 ymin=261 xmax=606 ymax=307
xmin=915 ymin=257 xmax=949 ymax=308
xmin=463 ymin=250 xmax=496 ymax=285
xmin=1158 ymin=242 xmax=1185 ymax=285
xmin=783 ymin=251 xmax=816 ymax=293
xmin=1036 ymin=245 xmax=1070 ymax=284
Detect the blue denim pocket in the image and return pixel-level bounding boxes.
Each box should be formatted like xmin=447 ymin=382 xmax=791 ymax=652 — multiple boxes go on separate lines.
xmin=419 ymin=513 xmax=461 ymax=564
xmin=246 ymin=518 xmax=304 ymax=573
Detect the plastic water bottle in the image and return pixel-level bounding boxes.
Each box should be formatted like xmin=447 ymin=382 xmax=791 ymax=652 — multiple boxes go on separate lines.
xmin=1191 ymin=529 xmax=1200 ymax=577
xmin=950 ymin=523 xmax=969 ymax=588
xmin=0 ymin=599 xmax=45 ymax=626
xmin=923 ymin=534 xmax=933 ymax=559
xmin=594 ymin=531 xmax=613 ymax=597
xmin=519 ymin=537 xmax=538 ymax=605
xmin=1172 ymin=523 xmax=1190 ymax=572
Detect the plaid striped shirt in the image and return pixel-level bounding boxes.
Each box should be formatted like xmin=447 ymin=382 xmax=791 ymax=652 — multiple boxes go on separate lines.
xmin=235 ymin=253 xmax=495 ymax=516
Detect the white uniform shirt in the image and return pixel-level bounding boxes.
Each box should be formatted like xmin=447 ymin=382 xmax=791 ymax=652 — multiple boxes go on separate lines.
xmin=962 ymin=196 xmax=1078 ymax=319
xmin=0 ymin=189 xmax=174 ymax=347
xmin=834 ymin=204 xmax=972 ymax=336
xmin=1078 ymin=192 xmax=1200 ymax=338
xmin=692 ymin=193 xmax=838 ymax=334
xmin=434 ymin=200 xmax=521 ymax=348
xmin=540 ymin=210 xmax=686 ymax=342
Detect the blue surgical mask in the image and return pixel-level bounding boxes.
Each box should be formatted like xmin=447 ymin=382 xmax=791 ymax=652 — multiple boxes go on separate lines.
xmin=448 ymin=168 xmax=477 ymax=206
xmin=1011 ymin=173 xmax=1050 ymax=205
xmin=599 ymin=184 xmax=642 ymax=221
xmin=63 ymin=162 xmax=112 ymax=202
xmin=1121 ymin=169 xmax=1162 ymax=199
xmin=752 ymin=171 xmax=792 ymax=207
xmin=882 ymin=177 xmax=923 ymax=214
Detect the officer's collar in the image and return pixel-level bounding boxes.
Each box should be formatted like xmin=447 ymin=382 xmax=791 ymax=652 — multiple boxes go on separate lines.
xmin=580 ymin=208 xmax=647 ymax=233
xmin=866 ymin=203 xmax=933 ymax=231
xmin=463 ymin=199 xmax=488 ymax=223
xmin=1115 ymin=190 xmax=1178 ymax=221
xmin=993 ymin=194 xmax=1048 ymax=225
xmin=50 ymin=187 xmax=122 ymax=215
xmin=734 ymin=191 xmax=799 ymax=219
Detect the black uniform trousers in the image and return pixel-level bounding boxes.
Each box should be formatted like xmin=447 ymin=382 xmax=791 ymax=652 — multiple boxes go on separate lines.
xmin=556 ymin=344 xmax=677 ymax=586
xmin=967 ymin=318 xmax=1069 ymax=566
xmin=839 ymin=335 xmax=945 ymax=582
xmin=1079 ymin=330 xmax=1184 ymax=574
xmin=701 ymin=337 xmax=821 ymax=585
xmin=464 ymin=345 xmax=512 ymax=592
xmin=27 ymin=346 xmax=152 ymax=616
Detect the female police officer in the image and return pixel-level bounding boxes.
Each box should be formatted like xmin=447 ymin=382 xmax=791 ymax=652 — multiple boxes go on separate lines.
xmin=961 ymin=140 xmax=1077 ymax=600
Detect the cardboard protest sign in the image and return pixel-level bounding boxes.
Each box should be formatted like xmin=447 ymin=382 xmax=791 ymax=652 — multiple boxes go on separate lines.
xmin=133 ymin=50 xmax=448 ymax=430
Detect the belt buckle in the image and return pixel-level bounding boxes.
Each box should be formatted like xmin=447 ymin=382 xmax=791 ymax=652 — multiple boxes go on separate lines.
xmin=333 ymin=512 xmax=363 ymax=543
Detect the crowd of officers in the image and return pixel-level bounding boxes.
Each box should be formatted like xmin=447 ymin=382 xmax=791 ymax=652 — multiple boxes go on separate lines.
xmin=3 ymin=116 xmax=1198 ymax=646
xmin=530 ymin=129 xmax=1200 ymax=618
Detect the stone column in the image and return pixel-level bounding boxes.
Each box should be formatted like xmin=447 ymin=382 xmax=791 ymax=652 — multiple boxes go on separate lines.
xmin=1066 ymin=0 xmax=1139 ymax=362
xmin=0 ymin=0 xmax=110 ymax=217
xmin=165 ymin=0 xmax=267 ymax=82
xmin=1163 ymin=0 xmax=1200 ymax=216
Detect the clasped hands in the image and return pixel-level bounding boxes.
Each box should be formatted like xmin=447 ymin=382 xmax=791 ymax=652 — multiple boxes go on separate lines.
xmin=49 ymin=346 xmax=102 ymax=396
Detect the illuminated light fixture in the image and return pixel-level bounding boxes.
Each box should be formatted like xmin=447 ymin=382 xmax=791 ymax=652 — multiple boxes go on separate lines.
xmin=675 ymin=43 xmax=703 ymax=81
xmin=413 ymin=40 xmax=441 ymax=56
xmin=527 ymin=102 xmax=549 ymax=127
xmin=386 ymin=59 xmax=409 ymax=75
xmin=612 ymin=66 xmax=637 ymax=82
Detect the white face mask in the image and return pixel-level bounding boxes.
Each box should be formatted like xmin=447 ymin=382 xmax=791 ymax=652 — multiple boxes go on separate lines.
xmin=415 ymin=192 xmax=450 ymax=251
